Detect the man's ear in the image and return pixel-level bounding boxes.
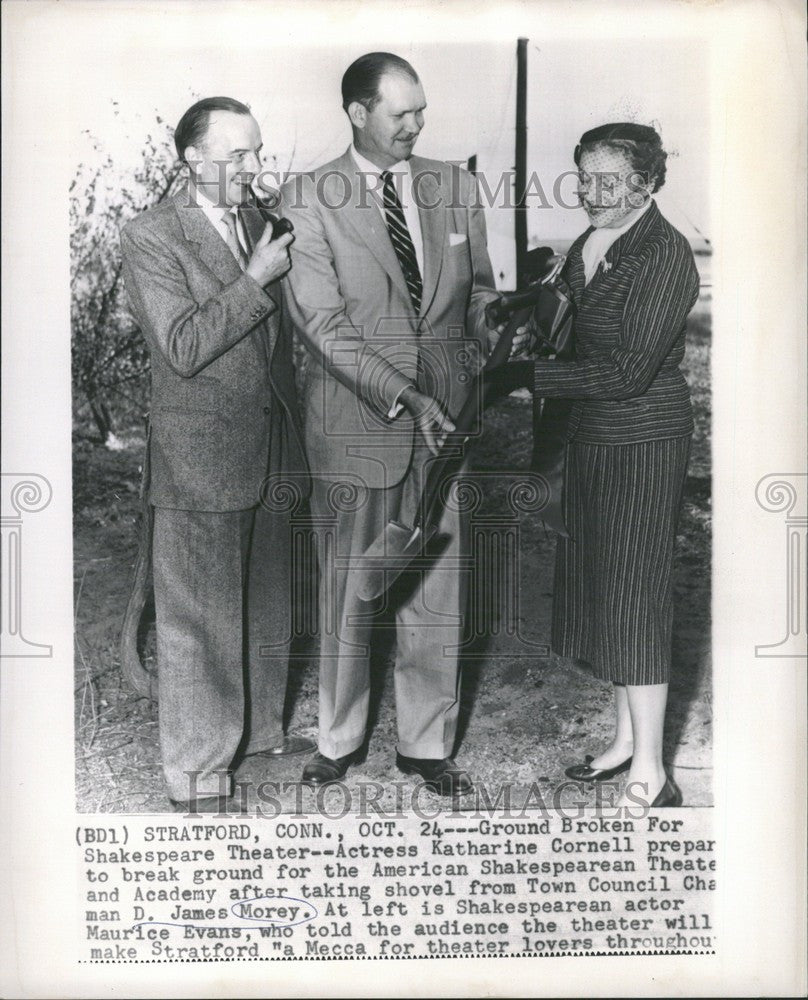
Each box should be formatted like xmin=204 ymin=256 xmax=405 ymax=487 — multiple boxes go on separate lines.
xmin=184 ymin=145 xmax=201 ymax=173
xmin=347 ymin=101 xmax=367 ymax=130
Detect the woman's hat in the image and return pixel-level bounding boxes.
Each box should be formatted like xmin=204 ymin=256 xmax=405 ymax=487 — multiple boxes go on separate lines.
xmin=578 ymin=122 xmax=662 ymax=147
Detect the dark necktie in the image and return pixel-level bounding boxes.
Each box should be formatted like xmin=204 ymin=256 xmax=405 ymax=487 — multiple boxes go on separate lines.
xmin=221 ymin=209 xmax=248 ymax=270
xmin=381 ymin=170 xmax=422 ymax=313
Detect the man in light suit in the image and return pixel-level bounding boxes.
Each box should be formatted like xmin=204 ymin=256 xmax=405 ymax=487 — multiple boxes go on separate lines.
xmin=121 ymin=97 xmax=313 ymax=812
xmin=282 ymin=53 xmax=504 ymax=794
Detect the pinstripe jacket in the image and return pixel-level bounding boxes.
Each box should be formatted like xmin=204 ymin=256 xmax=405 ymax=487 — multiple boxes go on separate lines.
xmin=533 ymin=200 xmax=700 ymax=444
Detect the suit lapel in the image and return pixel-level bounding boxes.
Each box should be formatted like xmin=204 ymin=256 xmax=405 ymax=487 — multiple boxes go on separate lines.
xmin=584 ymin=199 xmax=661 ymax=293
xmin=174 ymin=186 xmax=243 ymax=284
xmin=173 ymin=187 xmax=271 ymax=366
xmin=332 ymin=149 xmax=416 ymax=316
xmin=238 ymin=202 xmax=280 ymax=363
xmin=412 ymin=158 xmax=445 ymax=318
xmin=565 ymin=232 xmax=588 ymax=306
xmin=239 ymin=200 xmax=268 ymax=250
xmin=608 ymin=198 xmax=661 ymax=265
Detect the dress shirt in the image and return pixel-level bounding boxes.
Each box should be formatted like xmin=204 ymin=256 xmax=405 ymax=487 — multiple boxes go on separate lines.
xmin=350 ymin=145 xmax=425 ymax=277
xmin=349 ymin=146 xmax=428 ymax=419
xmin=581 ymin=196 xmax=653 ymax=285
xmin=195 ymin=190 xmax=250 ymax=260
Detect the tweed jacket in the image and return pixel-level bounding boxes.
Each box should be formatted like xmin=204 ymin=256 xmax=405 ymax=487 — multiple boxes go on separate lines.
xmin=121 ymin=185 xmax=307 ymax=511
xmin=533 ymin=200 xmax=700 ymax=444
xmin=281 ymin=149 xmax=499 ymax=489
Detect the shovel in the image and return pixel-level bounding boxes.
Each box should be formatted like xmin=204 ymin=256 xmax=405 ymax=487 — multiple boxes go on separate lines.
xmin=355 ymin=254 xmax=566 ymax=602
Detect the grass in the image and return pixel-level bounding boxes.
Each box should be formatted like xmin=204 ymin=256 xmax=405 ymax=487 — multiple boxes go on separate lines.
xmin=73 ymin=297 xmax=712 ymax=812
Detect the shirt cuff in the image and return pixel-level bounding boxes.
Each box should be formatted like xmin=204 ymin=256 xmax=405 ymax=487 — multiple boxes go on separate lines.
xmin=387 ymin=383 xmax=414 ymax=419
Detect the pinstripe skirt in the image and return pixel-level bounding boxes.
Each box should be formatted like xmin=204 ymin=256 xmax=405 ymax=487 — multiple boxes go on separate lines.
xmin=551 ymin=436 xmax=691 ymax=685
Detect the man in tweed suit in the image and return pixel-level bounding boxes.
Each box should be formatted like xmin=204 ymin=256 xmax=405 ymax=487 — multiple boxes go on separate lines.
xmin=282 ymin=53 xmax=504 ymax=794
xmin=121 ymin=97 xmax=313 ymax=812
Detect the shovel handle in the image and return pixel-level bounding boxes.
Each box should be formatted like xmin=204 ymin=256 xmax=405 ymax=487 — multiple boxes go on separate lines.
xmin=413 ymin=304 xmax=534 ymax=533
xmin=413 ymin=255 xmax=568 ymax=535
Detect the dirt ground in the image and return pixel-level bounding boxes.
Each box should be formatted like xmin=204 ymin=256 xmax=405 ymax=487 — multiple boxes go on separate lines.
xmin=73 ymin=307 xmax=712 ymax=814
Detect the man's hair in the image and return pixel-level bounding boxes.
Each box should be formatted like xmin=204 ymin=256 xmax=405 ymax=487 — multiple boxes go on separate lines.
xmin=341 ymin=52 xmax=419 ymax=113
xmin=174 ymin=97 xmax=252 ymax=162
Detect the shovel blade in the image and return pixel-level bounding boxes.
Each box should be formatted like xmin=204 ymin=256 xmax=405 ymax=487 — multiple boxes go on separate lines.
xmin=355 ymin=521 xmax=432 ymax=602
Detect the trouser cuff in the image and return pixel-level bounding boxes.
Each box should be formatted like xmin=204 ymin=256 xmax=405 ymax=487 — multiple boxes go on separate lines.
xmin=396 ymin=740 xmax=454 ymax=760
xmin=318 ymin=734 xmax=365 ymax=760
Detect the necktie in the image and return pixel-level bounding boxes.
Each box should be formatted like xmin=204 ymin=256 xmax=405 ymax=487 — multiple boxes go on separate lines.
xmin=221 ymin=209 xmax=248 ymax=270
xmin=381 ymin=170 xmax=422 ymax=313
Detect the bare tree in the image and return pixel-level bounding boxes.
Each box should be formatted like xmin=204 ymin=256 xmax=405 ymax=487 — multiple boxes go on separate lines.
xmin=70 ymin=116 xmax=183 ymax=446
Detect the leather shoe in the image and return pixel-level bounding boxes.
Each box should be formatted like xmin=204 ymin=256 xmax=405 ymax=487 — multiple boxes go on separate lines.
xmin=565 ymin=754 xmax=632 ymax=782
xmin=246 ymin=734 xmax=316 ymax=758
xmin=301 ymin=752 xmax=355 ymax=788
xmin=396 ymin=753 xmax=473 ymax=796
xmin=650 ymin=776 xmax=683 ymax=808
xmin=170 ymin=795 xmax=236 ymax=814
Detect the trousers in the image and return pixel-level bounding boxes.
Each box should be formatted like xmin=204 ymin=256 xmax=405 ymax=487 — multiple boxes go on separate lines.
xmin=152 ymin=503 xmax=292 ymax=800
xmin=311 ymin=446 xmax=469 ymax=760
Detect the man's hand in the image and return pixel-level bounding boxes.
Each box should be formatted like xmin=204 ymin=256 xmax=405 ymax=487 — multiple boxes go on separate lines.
xmin=487 ymin=321 xmax=534 ymax=359
xmin=400 ymin=386 xmax=455 ymax=456
xmin=245 ymin=222 xmax=294 ymax=286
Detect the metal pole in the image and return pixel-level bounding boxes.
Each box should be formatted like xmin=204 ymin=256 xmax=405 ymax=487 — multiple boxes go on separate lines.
xmin=515 ymin=37 xmax=528 ymax=282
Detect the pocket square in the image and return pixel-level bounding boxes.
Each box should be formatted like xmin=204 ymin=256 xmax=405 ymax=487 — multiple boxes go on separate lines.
xmin=449 ymin=233 xmax=468 ymax=246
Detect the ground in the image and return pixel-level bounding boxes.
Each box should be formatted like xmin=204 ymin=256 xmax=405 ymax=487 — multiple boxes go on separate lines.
xmin=73 ymin=304 xmax=712 ymax=813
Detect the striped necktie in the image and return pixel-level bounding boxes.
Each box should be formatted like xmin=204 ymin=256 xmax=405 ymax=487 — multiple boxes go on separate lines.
xmin=221 ymin=209 xmax=248 ymax=270
xmin=381 ymin=170 xmax=422 ymax=313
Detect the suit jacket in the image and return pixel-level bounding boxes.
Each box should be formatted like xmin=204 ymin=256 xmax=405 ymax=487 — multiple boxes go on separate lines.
xmin=121 ymin=185 xmax=307 ymax=511
xmin=533 ymin=200 xmax=700 ymax=444
xmin=281 ymin=149 xmax=498 ymax=488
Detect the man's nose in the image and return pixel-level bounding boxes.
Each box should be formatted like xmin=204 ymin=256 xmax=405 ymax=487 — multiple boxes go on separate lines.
xmin=243 ymin=151 xmax=261 ymax=173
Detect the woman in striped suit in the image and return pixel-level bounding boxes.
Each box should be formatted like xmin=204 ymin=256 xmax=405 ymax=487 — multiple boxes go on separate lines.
xmin=533 ymin=123 xmax=700 ymax=807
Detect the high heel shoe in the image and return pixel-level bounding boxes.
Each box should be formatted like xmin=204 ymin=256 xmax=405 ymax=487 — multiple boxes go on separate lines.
xmin=650 ymin=775 xmax=683 ymax=807
xmin=565 ymin=754 xmax=632 ymax=782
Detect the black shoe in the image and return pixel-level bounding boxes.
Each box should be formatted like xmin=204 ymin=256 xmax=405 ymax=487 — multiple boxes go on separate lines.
xmin=396 ymin=753 xmax=474 ymax=796
xmin=650 ymin=776 xmax=683 ymax=808
xmin=301 ymin=752 xmax=355 ymax=788
xmin=565 ymin=754 xmax=632 ymax=783
xmin=170 ymin=795 xmax=236 ymax=814
xmin=246 ymin=734 xmax=316 ymax=758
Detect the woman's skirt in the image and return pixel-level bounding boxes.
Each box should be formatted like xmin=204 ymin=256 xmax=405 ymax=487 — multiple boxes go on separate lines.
xmin=551 ymin=436 xmax=691 ymax=685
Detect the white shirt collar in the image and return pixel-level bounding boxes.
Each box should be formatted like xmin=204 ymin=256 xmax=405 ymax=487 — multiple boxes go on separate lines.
xmin=195 ymin=190 xmax=236 ymax=229
xmin=350 ymin=144 xmax=411 ymax=178
xmin=190 ymin=187 xmax=248 ymax=255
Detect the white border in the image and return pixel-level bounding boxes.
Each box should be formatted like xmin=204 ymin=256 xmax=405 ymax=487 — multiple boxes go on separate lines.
xmin=1 ymin=1 xmax=806 ymax=996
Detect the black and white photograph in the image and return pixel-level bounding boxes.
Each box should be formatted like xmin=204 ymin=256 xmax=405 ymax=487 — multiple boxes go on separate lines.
xmin=1 ymin=1 xmax=805 ymax=996
xmin=70 ymin=33 xmax=712 ymax=817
